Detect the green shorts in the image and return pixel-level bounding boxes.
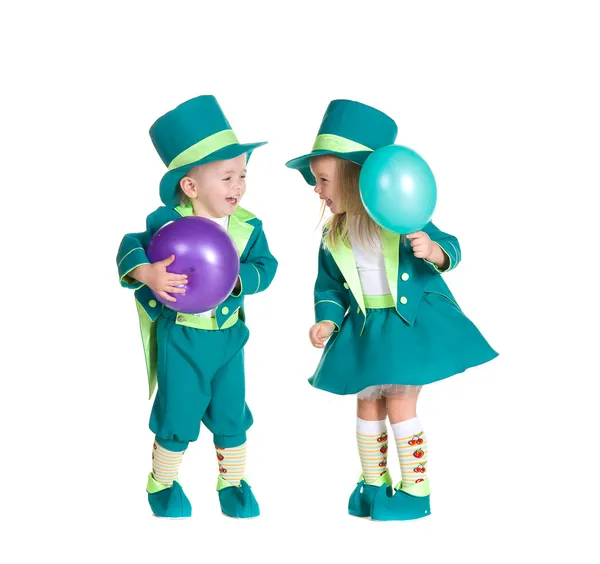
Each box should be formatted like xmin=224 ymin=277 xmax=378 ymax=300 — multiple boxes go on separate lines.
xmin=150 ymin=307 xmax=252 ymax=450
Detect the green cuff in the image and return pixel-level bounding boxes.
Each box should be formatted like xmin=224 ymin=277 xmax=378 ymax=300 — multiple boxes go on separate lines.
xmin=396 ymin=479 xmax=431 ymax=497
xmin=146 ymin=473 xmax=180 ymax=494
xmin=217 ymin=475 xmax=249 ymax=491
xmin=238 ymin=262 xmax=261 ymax=295
xmin=359 ymin=471 xmax=392 ymax=487
xmin=118 ymin=247 xmax=149 ymax=288
xmin=424 ymin=242 xmax=453 ymax=273
xmin=315 ymin=300 xmax=346 ymax=330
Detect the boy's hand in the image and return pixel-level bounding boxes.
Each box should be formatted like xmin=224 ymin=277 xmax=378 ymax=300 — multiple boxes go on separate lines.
xmin=130 ymin=255 xmax=188 ymax=303
xmin=309 ymin=321 xmax=335 ymax=348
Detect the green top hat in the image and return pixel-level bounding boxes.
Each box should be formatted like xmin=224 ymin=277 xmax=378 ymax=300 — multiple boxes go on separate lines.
xmin=150 ymin=95 xmax=267 ymax=206
xmin=285 ymin=99 xmax=397 ymax=185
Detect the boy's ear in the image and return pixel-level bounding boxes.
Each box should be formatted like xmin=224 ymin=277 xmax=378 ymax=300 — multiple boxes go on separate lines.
xmin=179 ymin=175 xmax=197 ymax=200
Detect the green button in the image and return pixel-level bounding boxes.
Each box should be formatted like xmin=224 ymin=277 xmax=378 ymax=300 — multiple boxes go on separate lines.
xmin=343 ymin=283 xmax=349 ymax=290
xmin=401 ymin=273 xmax=409 ymax=281
xmin=149 ymin=300 xmax=157 ymax=308
xmin=222 ymin=307 xmax=229 ymax=315
xmin=400 ymin=297 xmax=408 ymax=305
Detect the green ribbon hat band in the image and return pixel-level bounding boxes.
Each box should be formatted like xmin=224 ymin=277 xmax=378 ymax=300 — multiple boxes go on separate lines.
xmin=311 ymin=133 xmax=373 ymax=154
xmin=168 ymin=129 xmax=239 ymax=170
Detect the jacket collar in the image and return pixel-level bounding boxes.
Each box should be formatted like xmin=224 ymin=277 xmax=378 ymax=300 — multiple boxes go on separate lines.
xmin=174 ymin=202 xmax=255 ymax=256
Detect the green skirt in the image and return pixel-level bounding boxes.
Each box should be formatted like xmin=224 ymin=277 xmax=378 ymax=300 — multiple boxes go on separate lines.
xmin=309 ymin=293 xmax=498 ymax=395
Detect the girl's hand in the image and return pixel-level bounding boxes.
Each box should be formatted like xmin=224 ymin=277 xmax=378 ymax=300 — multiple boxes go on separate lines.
xmin=406 ymin=231 xmax=435 ymax=259
xmin=130 ymin=255 xmax=188 ymax=303
xmin=309 ymin=321 xmax=335 ymax=348
xmin=407 ymin=232 xmax=449 ymax=270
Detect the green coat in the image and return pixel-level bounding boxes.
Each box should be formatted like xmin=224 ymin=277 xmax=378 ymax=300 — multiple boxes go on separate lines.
xmin=117 ymin=204 xmax=278 ymax=397
xmin=315 ymin=222 xmax=461 ymax=334
xmin=310 ymin=223 xmax=497 ymax=393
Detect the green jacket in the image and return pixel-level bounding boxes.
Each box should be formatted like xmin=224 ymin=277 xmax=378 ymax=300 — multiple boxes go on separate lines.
xmin=315 ymin=223 xmax=460 ymax=335
xmin=117 ymin=203 xmax=278 ymax=397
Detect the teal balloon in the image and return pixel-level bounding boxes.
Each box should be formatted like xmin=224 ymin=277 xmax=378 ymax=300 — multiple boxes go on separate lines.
xmin=359 ymin=145 xmax=437 ymax=234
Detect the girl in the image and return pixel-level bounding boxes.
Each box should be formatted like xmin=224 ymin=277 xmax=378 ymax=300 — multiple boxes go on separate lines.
xmin=286 ymin=99 xmax=497 ymax=520
xmin=117 ymin=95 xmax=277 ymax=519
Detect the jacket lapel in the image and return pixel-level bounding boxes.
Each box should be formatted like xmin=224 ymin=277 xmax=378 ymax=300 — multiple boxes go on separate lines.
xmin=328 ymin=241 xmax=365 ymax=314
xmin=175 ymin=203 xmax=255 ymax=257
xmin=381 ymin=229 xmax=400 ymax=306
xmin=227 ymin=207 xmax=255 ymax=256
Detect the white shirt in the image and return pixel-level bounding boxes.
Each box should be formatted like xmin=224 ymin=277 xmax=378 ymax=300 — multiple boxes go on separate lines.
xmin=194 ymin=215 xmax=230 ymax=318
xmin=349 ymin=231 xmax=391 ymax=296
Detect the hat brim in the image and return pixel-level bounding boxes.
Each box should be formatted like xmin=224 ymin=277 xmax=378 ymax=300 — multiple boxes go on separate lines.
xmin=285 ymin=149 xmax=372 ymax=185
xmin=160 ymin=141 xmax=267 ymax=206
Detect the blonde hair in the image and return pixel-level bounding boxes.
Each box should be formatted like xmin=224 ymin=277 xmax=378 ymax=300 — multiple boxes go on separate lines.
xmin=320 ymin=158 xmax=381 ymax=251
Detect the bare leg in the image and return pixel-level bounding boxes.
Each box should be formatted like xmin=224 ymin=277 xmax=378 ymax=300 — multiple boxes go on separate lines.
xmin=357 ymin=397 xmax=387 ymax=420
xmin=385 ymin=386 xmax=421 ymax=424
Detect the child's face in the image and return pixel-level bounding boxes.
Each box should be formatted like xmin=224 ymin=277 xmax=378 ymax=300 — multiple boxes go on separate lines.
xmin=181 ymin=154 xmax=247 ymax=217
xmin=310 ymin=155 xmax=345 ymax=214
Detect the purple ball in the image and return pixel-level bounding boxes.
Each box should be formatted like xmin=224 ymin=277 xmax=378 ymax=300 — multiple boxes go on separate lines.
xmin=146 ymin=217 xmax=240 ymax=313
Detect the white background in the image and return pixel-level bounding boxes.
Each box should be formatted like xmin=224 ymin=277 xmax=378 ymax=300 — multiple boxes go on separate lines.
xmin=2 ymin=1 xmax=599 ymax=562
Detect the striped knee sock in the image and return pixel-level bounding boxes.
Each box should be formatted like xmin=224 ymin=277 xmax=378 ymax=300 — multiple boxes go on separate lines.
xmin=356 ymin=418 xmax=390 ymax=485
xmin=152 ymin=440 xmax=185 ymax=486
xmin=391 ymin=417 xmax=429 ymax=488
xmin=215 ymin=443 xmax=247 ymax=486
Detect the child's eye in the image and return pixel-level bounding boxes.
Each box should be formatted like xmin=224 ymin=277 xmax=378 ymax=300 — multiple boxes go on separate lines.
xmin=320 ymin=178 xmax=328 ymax=183
xmin=223 ymin=177 xmax=231 ymax=181
xmin=241 ymin=175 xmax=246 ymax=179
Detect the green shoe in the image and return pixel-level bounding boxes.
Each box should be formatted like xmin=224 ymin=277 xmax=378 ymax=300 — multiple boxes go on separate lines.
xmin=146 ymin=473 xmax=192 ymax=519
xmin=348 ymin=472 xmax=393 ymax=518
xmin=371 ymin=479 xmax=431 ymax=521
xmin=217 ymin=476 xmax=260 ymax=519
